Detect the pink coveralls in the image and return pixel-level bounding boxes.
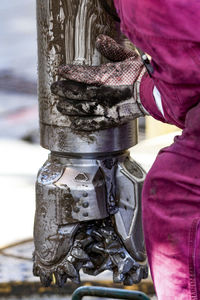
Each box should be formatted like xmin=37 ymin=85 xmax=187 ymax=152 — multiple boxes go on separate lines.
xmin=114 ymin=1 xmax=200 ymax=299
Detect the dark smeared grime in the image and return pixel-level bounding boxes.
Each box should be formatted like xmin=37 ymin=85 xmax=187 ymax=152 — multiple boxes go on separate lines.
xmin=52 ymin=81 xmax=141 ymax=132
xmin=33 ymin=218 xmax=148 ymax=287
xmin=51 ymin=80 xmax=133 ymax=105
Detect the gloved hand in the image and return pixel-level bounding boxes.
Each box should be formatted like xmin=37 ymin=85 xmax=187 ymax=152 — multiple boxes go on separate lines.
xmin=51 ymin=35 xmax=148 ymax=131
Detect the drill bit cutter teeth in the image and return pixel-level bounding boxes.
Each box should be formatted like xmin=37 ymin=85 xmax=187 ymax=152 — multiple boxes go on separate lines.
xmin=33 ymin=154 xmax=148 ymax=287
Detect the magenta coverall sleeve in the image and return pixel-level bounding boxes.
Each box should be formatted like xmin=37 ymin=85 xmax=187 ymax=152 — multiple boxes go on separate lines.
xmin=114 ymin=0 xmax=200 ymax=128
xmin=114 ymin=1 xmax=200 ymax=299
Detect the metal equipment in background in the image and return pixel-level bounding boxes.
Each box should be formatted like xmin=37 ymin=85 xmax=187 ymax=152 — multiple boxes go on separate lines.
xmin=33 ymin=0 xmax=148 ymax=287
xmin=72 ymin=286 xmax=151 ymax=300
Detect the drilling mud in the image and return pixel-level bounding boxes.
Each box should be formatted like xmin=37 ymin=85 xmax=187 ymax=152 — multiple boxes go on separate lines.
xmin=37 ymin=0 xmax=118 ymax=128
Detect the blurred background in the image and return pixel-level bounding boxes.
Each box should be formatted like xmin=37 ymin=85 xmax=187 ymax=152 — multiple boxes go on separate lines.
xmin=0 ymin=1 xmax=180 ymax=299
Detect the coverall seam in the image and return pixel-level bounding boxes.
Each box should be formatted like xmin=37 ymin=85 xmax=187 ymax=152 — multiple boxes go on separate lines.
xmin=190 ymin=47 xmax=200 ymax=68
xmin=121 ymin=24 xmax=197 ymax=44
xmin=189 ymin=218 xmax=199 ymax=300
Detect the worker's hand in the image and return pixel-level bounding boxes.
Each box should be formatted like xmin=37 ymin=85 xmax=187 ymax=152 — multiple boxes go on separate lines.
xmin=51 ymin=35 xmax=147 ymax=131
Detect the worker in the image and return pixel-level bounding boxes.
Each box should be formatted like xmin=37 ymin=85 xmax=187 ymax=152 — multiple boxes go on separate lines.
xmin=51 ymin=1 xmax=200 ymax=299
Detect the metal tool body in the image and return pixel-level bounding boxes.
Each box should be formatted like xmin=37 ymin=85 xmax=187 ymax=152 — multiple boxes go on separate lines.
xmin=34 ymin=0 xmax=147 ymax=287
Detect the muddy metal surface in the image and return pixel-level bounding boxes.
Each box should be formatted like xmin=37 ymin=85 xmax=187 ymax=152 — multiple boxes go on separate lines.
xmin=0 ymin=240 xmax=156 ymax=299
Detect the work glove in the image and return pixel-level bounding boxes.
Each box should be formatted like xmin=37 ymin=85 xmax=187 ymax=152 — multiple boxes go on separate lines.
xmin=51 ymin=35 xmax=148 ymax=131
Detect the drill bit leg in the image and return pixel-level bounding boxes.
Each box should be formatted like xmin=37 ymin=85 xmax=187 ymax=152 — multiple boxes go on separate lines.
xmin=33 ymin=153 xmax=148 ymax=286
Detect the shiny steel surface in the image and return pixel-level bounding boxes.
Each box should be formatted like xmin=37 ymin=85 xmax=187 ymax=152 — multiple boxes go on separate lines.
xmin=36 ymin=0 xmax=137 ymax=153
xmin=34 ymin=152 xmax=147 ymax=286
xmin=40 ymin=121 xmax=137 ymax=154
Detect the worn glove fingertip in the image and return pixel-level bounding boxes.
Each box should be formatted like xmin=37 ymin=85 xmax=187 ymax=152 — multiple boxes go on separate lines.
xmin=96 ymin=34 xmax=110 ymax=46
xmin=96 ymin=34 xmax=115 ymax=51
xmin=96 ymin=34 xmax=106 ymax=44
